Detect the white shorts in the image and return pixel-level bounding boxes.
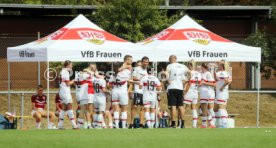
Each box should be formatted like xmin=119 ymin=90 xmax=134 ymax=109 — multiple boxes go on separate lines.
xmin=184 ymin=90 xmax=198 ymax=105
xmin=200 ymin=90 xmax=215 ymax=104
xmin=111 ymin=89 xmax=128 ymax=105
xmin=80 ymin=99 xmax=89 ymax=105
xmin=94 ymin=96 xmax=106 ymax=112
xmin=31 ymin=108 xmax=44 ymax=116
xmin=144 ymin=100 xmax=157 ymax=109
xmin=215 ymin=92 xmax=229 ymax=105
xmin=88 ymin=94 xmax=94 ymax=104
xmin=59 ymin=92 xmax=73 ymax=104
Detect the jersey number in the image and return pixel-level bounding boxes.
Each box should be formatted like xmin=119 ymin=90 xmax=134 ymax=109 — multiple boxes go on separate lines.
xmin=147 ymin=81 xmax=155 ymax=91
xmin=95 ymin=83 xmax=100 ymax=93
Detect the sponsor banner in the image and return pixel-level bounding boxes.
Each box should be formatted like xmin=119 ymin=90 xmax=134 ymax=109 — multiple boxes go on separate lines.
xmin=141 ymin=28 xmax=231 ymax=45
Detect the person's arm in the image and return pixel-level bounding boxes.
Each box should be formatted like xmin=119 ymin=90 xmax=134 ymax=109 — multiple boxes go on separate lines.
xmin=165 ymin=65 xmax=172 ymax=85
xmin=184 ymin=81 xmax=190 ymax=94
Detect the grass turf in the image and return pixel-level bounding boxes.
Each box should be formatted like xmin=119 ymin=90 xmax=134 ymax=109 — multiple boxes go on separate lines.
xmin=0 ymin=128 xmax=275 ymax=148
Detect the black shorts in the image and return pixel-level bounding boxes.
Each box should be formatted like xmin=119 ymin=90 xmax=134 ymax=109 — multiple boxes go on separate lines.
xmin=133 ymin=93 xmax=143 ymax=106
xmin=167 ymin=89 xmax=183 ymax=107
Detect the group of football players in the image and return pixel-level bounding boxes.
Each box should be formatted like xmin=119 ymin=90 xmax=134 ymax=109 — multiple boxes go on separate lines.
xmin=30 ymin=54 xmax=231 ymax=129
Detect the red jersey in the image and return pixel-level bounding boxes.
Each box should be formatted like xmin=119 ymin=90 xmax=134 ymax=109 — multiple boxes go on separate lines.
xmin=55 ymin=93 xmax=62 ymax=110
xmin=31 ymin=94 xmax=47 ymax=109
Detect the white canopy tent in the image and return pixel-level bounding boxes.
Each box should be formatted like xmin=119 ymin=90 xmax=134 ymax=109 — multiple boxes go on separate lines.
xmin=6 ymin=14 xmax=153 ymax=128
xmin=138 ymin=15 xmax=262 ymax=127
xmin=138 ymin=15 xmax=261 ymax=63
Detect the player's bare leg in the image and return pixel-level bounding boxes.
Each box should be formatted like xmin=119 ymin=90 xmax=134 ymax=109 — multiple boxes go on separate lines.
xmin=130 ymin=104 xmax=137 ymax=128
xmin=150 ymin=108 xmax=156 ymax=128
xmin=178 ymin=106 xmax=185 ymax=128
xmin=33 ymin=112 xmax=42 ymax=129
xmin=86 ymin=103 xmax=93 ymax=129
xmin=200 ymin=103 xmax=208 ymax=128
xmin=113 ymin=104 xmax=120 ymax=129
xmin=41 ymin=111 xmax=57 ymax=129
xmin=139 ymin=106 xmax=144 ymax=127
xmin=170 ymin=106 xmax=177 ymax=127
xmin=121 ymin=105 xmax=128 ymax=129
xmin=191 ymin=104 xmax=198 ymax=128
xmin=104 ymin=110 xmax=113 ymax=128
xmin=208 ymin=103 xmax=215 ymax=128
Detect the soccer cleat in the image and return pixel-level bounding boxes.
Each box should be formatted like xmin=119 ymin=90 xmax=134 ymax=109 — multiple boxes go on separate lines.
xmin=73 ymin=127 xmax=79 ymax=130
xmin=218 ymin=125 xmax=227 ymax=128
xmin=139 ymin=124 xmax=144 ymax=129
xmin=200 ymin=125 xmax=207 ymax=129
xmin=48 ymin=125 xmax=58 ymax=130
xmin=192 ymin=126 xmax=197 ymax=128
xmin=129 ymin=124 xmax=134 ymax=129
xmin=209 ymin=125 xmax=216 ymax=129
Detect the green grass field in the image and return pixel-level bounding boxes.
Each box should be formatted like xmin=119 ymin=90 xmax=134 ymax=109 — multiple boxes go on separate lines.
xmin=0 ymin=128 xmax=275 ymax=148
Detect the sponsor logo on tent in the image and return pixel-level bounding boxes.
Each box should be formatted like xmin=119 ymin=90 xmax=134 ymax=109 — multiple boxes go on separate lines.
xmin=183 ymin=31 xmax=211 ymax=45
xmin=142 ymin=30 xmax=170 ymax=45
xmin=36 ymin=30 xmax=65 ymax=44
xmin=78 ymin=30 xmax=105 ymax=45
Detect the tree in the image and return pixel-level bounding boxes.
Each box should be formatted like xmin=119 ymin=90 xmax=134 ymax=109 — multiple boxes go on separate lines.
xmin=244 ymin=30 xmax=276 ymax=79
xmin=94 ymin=0 xmax=181 ymax=42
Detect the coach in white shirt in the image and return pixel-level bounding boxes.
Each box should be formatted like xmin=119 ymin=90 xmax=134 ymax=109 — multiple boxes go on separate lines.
xmin=166 ymin=55 xmax=190 ymax=128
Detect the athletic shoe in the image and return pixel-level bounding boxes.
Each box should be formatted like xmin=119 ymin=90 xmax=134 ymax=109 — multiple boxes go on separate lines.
xmin=218 ymin=125 xmax=227 ymax=128
xmin=139 ymin=124 xmax=144 ymax=128
xmin=200 ymin=125 xmax=207 ymax=129
xmin=129 ymin=124 xmax=134 ymax=129
xmin=73 ymin=127 xmax=79 ymax=130
xmin=48 ymin=125 xmax=58 ymax=129
xmin=209 ymin=125 xmax=216 ymax=129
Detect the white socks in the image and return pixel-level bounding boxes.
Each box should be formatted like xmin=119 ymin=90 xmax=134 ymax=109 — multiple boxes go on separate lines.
xmin=208 ymin=109 xmax=215 ymax=126
xmin=192 ymin=109 xmax=198 ymax=128
xmin=121 ymin=112 xmax=127 ymax=128
xmin=36 ymin=122 xmax=41 ymax=129
xmin=67 ymin=110 xmax=77 ymax=128
xmin=58 ymin=110 xmax=65 ymax=128
xmin=201 ymin=116 xmax=207 ymax=127
xmin=145 ymin=112 xmax=150 ymax=128
xmin=77 ymin=118 xmax=84 ymax=128
xmin=114 ymin=111 xmax=119 ymax=128
xmin=219 ymin=109 xmax=228 ymax=127
xmin=150 ymin=113 xmax=155 ymax=128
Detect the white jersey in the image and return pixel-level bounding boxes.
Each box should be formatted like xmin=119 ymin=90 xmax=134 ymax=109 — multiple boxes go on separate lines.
xmin=75 ymin=72 xmax=90 ymax=101
xmin=93 ymin=77 xmax=107 ymax=98
xmin=109 ymin=69 xmax=131 ymax=91
xmin=166 ymin=63 xmax=189 ymax=90
xmin=132 ymin=66 xmax=147 ymax=94
xmin=140 ymin=75 xmax=161 ymax=101
xmin=200 ymin=71 xmax=215 ymax=94
xmin=59 ymin=69 xmax=71 ymax=96
xmin=216 ymin=71 xmax=229 ymax=94
xmin=188 ymin=70 xmax=202 ymax=92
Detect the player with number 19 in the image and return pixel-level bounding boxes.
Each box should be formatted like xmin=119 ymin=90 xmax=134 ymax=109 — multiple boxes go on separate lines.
xmin=139 ymin=67 xmax=162 ymax=128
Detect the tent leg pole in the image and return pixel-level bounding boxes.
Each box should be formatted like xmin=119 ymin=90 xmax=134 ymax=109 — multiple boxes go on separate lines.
xmin=38 ymin=62 xmax=40 ymax=85
xmin=256 ymin=62 xmax=260 ymax=128
xmin=154 ymin=62 xmax=158 ymax=128
xmin=8 ymin=62 xmax=11 ymax=112
xmin=21 ymin=93 xmax=24 ymax=129
xmin=47 ymin=61 xmax=50 ymax=129
xmin=37 ymin=32 xmax=41 ymax=85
